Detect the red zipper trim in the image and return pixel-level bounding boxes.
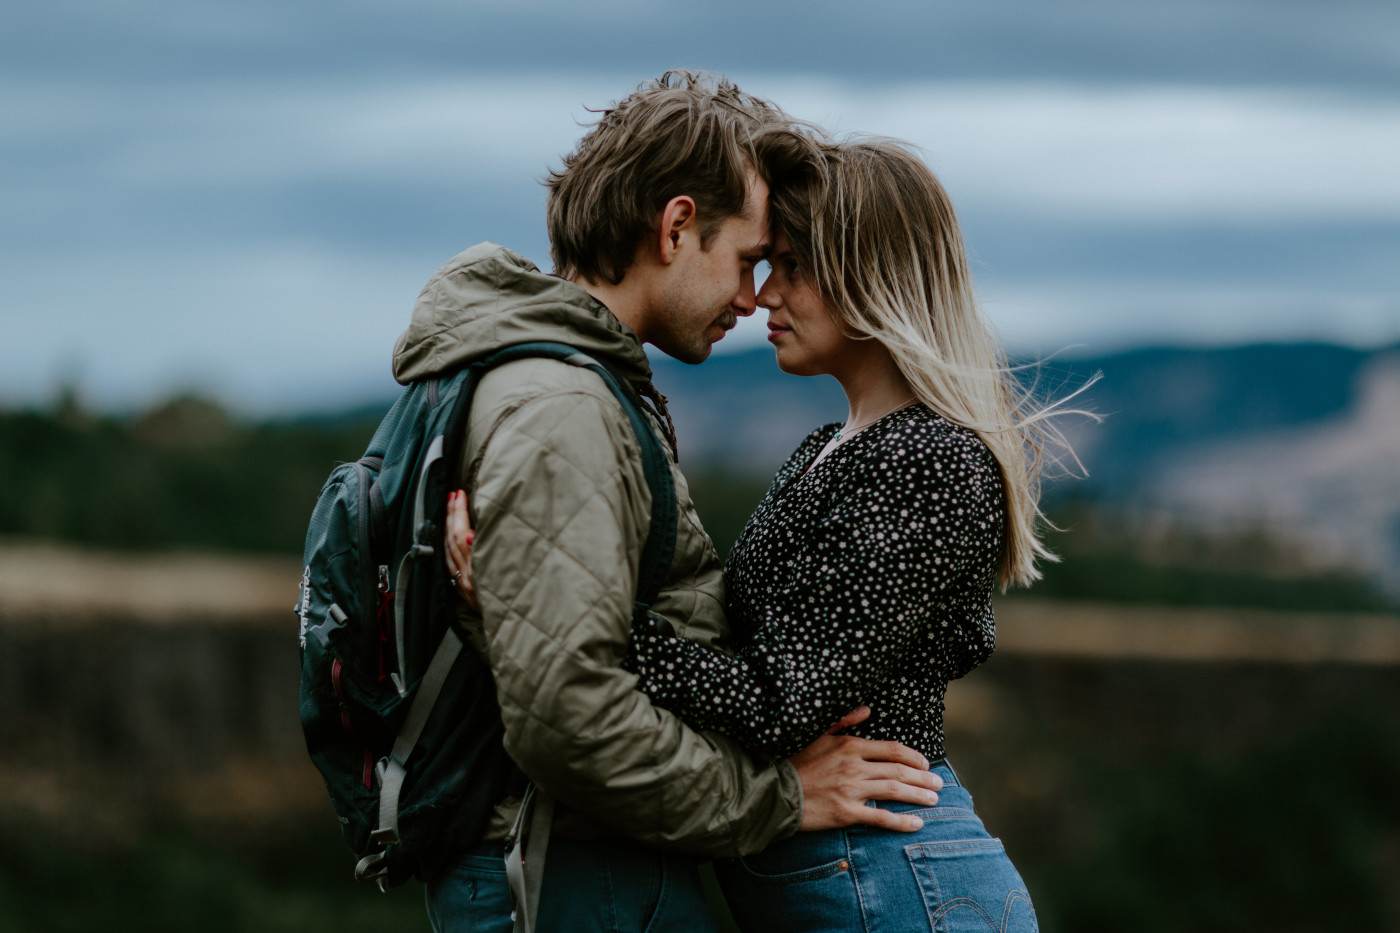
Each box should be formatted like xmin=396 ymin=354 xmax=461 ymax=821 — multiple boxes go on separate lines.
xmin=331 ymin=658 xmax=375 ymax=790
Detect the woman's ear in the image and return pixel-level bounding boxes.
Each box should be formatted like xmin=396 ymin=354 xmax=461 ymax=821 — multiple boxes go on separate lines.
xmin=656 ymin=195 xmax=698 ymax=265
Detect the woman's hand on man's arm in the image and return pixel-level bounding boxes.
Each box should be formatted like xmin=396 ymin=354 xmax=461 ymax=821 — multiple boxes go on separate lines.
xmin=445 ymin=489 xmax=479 ymax=611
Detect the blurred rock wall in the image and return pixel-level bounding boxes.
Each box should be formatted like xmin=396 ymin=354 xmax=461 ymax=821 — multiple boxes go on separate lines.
xmin=3 ymin=598 xmax=1397 ymax=844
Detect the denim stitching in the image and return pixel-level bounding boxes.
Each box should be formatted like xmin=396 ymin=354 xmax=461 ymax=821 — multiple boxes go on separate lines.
xmin=734 ymin=856 xmax=853 ymax=884
xmin=906 ymin=845 xmax=941 ymax=932
xmin=932 ymin=895 xmax=1001 ymax=930
xmin=641 ymin=859 xmax=670 ymax=933
xmin=910 ymin=839 xmax=1004 ymax=855
xmin=906 ymin=839 xmax=1021 ymax=932
xmin=999 ymin=889 xmax=1037 ymax=933
xmin=884 ymin=806 xmax=977 ymax=822
xmin=843 ymin=828 xmax=873 ymax=933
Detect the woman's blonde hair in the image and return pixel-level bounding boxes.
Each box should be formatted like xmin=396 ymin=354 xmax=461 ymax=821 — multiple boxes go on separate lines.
xmin=771 ymin=137 xmax=1089 ymax=589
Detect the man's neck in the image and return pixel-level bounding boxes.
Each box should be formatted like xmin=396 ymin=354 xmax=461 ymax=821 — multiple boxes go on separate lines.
xmin=568 ymin=273 xmax=650 ymax=344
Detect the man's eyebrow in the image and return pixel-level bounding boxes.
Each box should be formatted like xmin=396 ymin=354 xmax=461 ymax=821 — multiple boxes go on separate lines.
xmin=744 ymin=238 xmax=773 ymax=261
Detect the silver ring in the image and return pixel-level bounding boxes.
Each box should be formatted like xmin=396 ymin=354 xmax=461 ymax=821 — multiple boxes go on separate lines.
xmin=451 ymin=570 xmax=463 ymax=584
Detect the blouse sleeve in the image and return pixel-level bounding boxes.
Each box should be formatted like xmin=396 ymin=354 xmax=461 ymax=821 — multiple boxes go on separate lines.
xmin=626 ymin=421 xmax=1004 ymax=759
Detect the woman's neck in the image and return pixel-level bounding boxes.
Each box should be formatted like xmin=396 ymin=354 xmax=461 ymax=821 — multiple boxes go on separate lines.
xmin=833 ymin=344 xmax=915 ymax=429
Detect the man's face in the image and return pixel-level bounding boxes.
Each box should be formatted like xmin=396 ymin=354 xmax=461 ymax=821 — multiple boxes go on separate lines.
xmin=653 ymin=175 xmax=771 ymax=364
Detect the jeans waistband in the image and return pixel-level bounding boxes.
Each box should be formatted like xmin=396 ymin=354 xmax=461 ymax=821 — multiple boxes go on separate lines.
xmin=928 ymin=758 xmax=961 ymax=787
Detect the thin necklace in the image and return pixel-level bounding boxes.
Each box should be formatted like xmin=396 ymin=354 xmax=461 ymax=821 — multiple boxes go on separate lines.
xmin=833 ymin=397 xmax=917 ymax=441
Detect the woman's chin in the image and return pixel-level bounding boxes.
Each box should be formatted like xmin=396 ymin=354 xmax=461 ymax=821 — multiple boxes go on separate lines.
xmin=774 ymin=350 xmax=822 ymax=378
xmin=773 ymin=352 xmax=801 ymax=376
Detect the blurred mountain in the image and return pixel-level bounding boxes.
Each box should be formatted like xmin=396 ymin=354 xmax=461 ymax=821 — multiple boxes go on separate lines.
xmin=652 ymin=341 xmax=1387 ymax=478
xmin=652 ymin=341 xmax=1400 ymax=593
xmin=1025 ymin=343 xmax=1382 ymax=496
xmin=1139 ymin=352 xmax=1400 ymax=594
xmin=4 ymin=340 xmax=1394 ymax=604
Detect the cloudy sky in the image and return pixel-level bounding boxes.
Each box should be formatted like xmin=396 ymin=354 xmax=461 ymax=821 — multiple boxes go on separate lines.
xmin=4 ymin=0 xmax=1398 ymax=413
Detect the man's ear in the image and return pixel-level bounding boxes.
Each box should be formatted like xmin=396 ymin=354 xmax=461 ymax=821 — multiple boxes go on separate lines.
xmin=656 ymin=195 xmax=698 ymax=265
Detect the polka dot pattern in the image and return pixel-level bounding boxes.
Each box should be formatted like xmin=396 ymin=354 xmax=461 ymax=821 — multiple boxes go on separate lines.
xmin=628 ymin=404 xmax=1005 ymax=761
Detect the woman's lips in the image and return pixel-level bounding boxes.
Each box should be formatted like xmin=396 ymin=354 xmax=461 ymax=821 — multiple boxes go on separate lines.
xmin=767 ymin=323 xmax=791 ymax=343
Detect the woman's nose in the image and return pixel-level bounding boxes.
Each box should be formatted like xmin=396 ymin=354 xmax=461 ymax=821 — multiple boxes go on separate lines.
xmin=757 ymin=279 xmax=781 ymax=310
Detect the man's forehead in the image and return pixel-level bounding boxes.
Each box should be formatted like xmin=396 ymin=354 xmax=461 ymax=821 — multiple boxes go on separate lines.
xmin=739 ymin=227 xmax=772 ymax=259
xmin=750 ymin=176 xmax=775 ymax=253
xmin=736 ymin=201 xmax=772 ymax=256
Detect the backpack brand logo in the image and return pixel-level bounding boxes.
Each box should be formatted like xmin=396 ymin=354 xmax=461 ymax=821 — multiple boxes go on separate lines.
xmin=298 ymin=565 xmax=312 ymax=649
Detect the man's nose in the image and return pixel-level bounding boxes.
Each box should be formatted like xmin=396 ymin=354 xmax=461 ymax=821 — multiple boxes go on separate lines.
xmin=733 ymin=279 xmax=758 ymax=316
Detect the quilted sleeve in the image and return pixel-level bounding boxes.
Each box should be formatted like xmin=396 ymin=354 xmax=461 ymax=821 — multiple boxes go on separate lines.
xmin=468 ymin=371 xmax=802 ymax=856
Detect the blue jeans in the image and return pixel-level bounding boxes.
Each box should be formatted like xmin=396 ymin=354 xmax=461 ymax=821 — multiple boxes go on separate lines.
xmin=424 ymin=835 xmax=718 ymax=933
xmin=714 ymin=762 xmax=1038 ymax=933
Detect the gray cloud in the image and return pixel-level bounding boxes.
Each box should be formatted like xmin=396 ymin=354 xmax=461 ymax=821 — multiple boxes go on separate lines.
xmin=6 ymin=1 xmax=1398 ymax=89
xmin=3 ymin=1 xmax=1397 ymax=411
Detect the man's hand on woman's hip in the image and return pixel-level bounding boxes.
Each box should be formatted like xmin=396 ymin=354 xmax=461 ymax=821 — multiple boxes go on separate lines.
xmin=790 ymin=705 xmax=942 ymax=833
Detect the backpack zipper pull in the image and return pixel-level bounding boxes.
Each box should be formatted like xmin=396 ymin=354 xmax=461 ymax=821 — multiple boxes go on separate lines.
xmin=376 ymin=565 xmax=392 ymax=683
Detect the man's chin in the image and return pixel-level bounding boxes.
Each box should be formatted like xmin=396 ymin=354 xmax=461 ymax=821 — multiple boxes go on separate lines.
xmin=648 ymin=335 xmax=713 ymax=365
xmin=675 ymin=344 xmax=714 ymax=365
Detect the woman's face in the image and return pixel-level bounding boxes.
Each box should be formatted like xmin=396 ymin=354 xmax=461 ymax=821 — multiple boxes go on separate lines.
xmin=759 ymin=235 xmax=856 ymax=377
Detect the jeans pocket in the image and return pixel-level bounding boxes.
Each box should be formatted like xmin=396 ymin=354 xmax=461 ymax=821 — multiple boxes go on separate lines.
xmin=905 ymin=839 xmax=1038 ymax=933
xmin=728 ymin=828 xmax=849 ymax=882
xmin=424 ymin=847 xmax=514 ymax=933
xmin=716 ymin=833 xmax=860 ymax=932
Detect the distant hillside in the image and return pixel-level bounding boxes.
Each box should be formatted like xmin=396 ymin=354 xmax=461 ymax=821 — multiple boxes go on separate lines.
xmin=1144 ymin=353 xmax=1400 ymax=594
xmin=652 ymin=341 xmax=1400 ymax=595
xmin=288 ymin=341 xmax=1388 ymax=488
xmin=1029 ymin=342 xmax=1381 ymax=496
xmin=650 ymin=341 xmax=1385 ymax=486
xmin=3 ymin=341 xmax=1394 ymax=607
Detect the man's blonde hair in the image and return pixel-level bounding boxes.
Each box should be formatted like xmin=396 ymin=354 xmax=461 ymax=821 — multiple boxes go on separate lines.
xmin=772 ymin=137 xmax=1091 ymax=589
xmin=546 ymin=71 xmax=784 ymax=285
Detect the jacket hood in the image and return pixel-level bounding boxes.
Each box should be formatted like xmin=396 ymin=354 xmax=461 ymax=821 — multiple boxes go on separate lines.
xmin=391 ymin=243 xmax=652 ymax=386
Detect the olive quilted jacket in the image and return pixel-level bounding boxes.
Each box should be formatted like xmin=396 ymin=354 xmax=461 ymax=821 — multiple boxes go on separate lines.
xmin=391 ymin=243 xmax=802 ymax=856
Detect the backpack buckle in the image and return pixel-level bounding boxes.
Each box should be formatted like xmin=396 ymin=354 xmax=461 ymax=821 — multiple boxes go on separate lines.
xmin=354 ymin=850 xmax=391 ymax=892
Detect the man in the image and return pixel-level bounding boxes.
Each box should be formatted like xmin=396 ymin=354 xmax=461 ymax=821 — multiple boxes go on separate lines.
xmin=391 ymin=72 xmax=940 ymax=932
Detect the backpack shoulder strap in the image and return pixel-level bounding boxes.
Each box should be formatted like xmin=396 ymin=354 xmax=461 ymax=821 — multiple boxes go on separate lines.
xmin=466 ymin=342 xmax=678 ymax=933
xmin=471 ymin=341 xmax=678 ymax=612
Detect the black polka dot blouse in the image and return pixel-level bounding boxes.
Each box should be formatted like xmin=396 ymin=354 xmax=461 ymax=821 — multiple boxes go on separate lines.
xmin=627 ymin=403 xmax=1006 ymax=762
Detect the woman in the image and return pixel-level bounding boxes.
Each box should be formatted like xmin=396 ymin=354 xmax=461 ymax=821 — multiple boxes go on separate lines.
xmin=450 ymin=137 xmax=1069 ymax=931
